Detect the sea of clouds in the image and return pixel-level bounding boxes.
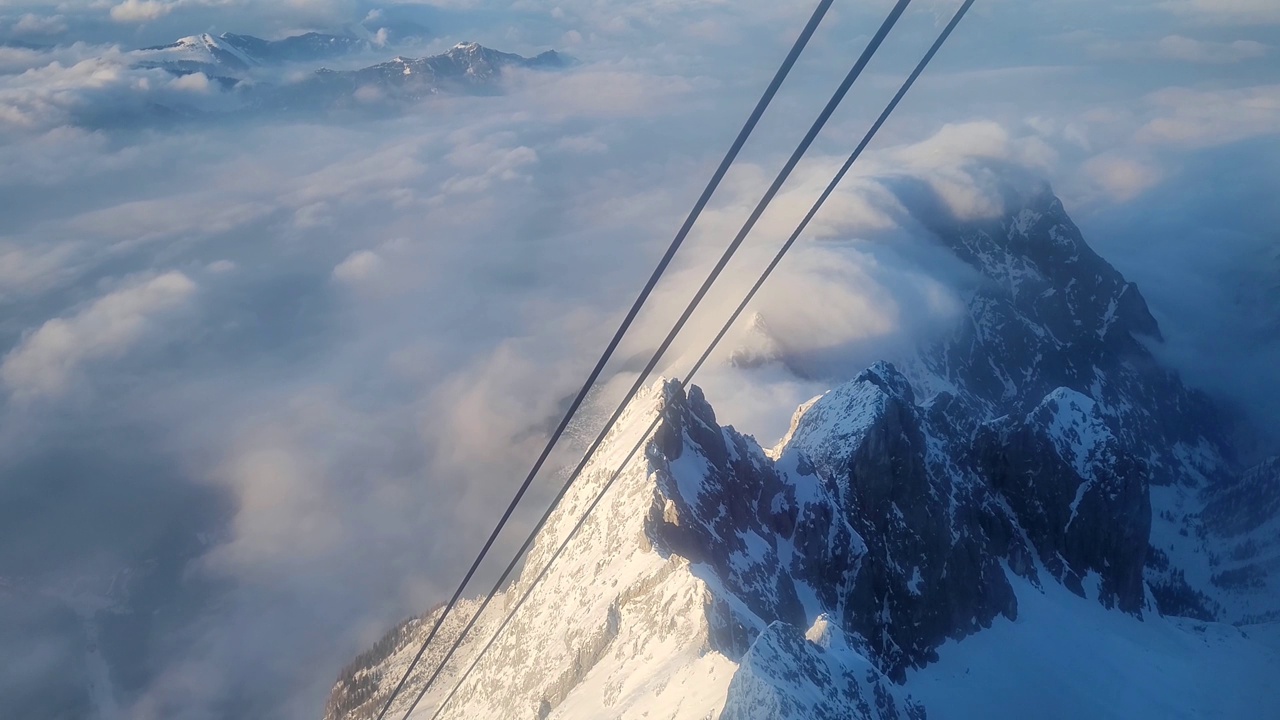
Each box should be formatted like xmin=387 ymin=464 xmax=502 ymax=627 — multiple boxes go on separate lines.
xmin=0 ymin=0 xmax=1276 ymax=717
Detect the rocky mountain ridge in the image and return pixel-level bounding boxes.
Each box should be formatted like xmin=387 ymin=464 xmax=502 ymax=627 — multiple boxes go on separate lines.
xmin=130 ymin=38 xmax=567 ymax=115
xmin=325 ymin=185 xmax=1279 ymax=719
xmin=136 ymin=31 xmax=371 ymax=78
xmin=296 ymin=42 xmax=567 ymax=105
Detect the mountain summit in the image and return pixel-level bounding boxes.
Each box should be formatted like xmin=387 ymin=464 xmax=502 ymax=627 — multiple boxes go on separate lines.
xmin=136 ymin=31 xmax=370 ymax=77
xmin=326 ymin=187 xmax=1280 ymax=719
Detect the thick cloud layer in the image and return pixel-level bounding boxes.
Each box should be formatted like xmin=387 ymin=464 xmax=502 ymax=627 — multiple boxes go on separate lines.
xmin=0 ymin=1 xmax=1276 ymax=718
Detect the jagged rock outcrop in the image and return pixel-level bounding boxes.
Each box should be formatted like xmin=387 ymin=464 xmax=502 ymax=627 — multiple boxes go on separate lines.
xmin=976 ymin=389 xmax=1150 ymax=612
xmin=760 ymin=363 xmax=1023 ymax=679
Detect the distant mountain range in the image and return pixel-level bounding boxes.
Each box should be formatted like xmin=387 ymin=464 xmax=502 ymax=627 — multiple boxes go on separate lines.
xmin=283 ymin=43 xmax=568 ymax=107
xmin=0 ymin=23 xmax=568 ymax=124
xmin=131 ymin=33 xmax=569 ymax=115
xmin=135 ymin=31 xmax=372 ymax=77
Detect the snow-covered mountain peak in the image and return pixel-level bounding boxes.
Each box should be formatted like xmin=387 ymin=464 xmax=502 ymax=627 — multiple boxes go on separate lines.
xmin=327 ymin=188 xmax=1280 ymax=719
xmin=134 ymin=29 xmax=370 ymax=84
xmin=1028 ymin=388 xmax=1116 ymax=480
xmin=779 ymin=361 xmax=915 ymax=484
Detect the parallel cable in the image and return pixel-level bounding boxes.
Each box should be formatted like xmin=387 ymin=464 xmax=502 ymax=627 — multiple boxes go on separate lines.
xmin=425 ymin=2 xmax=976 ymax=717
xmin=396 ymin=2 xmax=913 ymax=717
xmin=369 ymin=3 xmax=836 ymax=718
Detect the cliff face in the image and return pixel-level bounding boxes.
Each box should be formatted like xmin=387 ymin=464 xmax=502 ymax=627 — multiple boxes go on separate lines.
xmin=326 ymin=187 xmax=1279 ymax=720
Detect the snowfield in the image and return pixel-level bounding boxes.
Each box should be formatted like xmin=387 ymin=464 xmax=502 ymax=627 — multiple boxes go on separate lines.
xmin=911 ymin=575 xmax=1280 ymax=720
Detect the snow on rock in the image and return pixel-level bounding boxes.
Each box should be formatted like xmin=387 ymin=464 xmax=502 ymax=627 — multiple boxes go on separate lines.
xmin=136 ymin=30 xmax=369 ymax=79
xmin=328 ymin=382 xmax=753 ymax=720
xmin=722 ymin=619 xmax=922 ymax=720
xmin=780 ymin=361 xmax=912 ymax=484
xmin=976 ymin=388 xmax=1150 ymax=613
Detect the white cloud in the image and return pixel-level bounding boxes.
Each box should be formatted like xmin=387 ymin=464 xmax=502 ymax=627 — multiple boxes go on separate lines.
xmin=513 ymin=68 xmax=698 ymax=119
xmin=52 ymin=195 xmax=274 ymax=257
xmin=1155 ymin=35 xmax=1268 ymax=63
xmin=0 ymin=240 xmax=83 ymax=301
xmin=890 ymin=121 xmax=1059 ymax=220
xmin=553 ymin=134 xmax=609 ymax=154
xmin=0 ymin=42 xmax=109 ymax=76
xmin=1163 ymin=0 xmax=1280 ymax=25
xmin=332 ymin=249 xmax=383 ymax=284
xmin=1137 ymin=84 xmax=1280 ymax=148
xmin=1083 ymin=154 xmax=1164 ymax=201
xmin=293 ymin=200 xmax=332 ymax=228
xmin=441 ymin=136 xmax=539 ymax=194
xmin=1083 ymin=33 xmax=1270 ymax=65
xmin=12 ymin=13 xmax=68 ymax=36
xmin=109 ymin=0 xmax=176 ymax=23
xmin=169 ymin=71 xmax=211 ymax=92
xmin=0 ymin=53 xmax=240 ymax=133
xmin=209 ymin=429 xmax=342 ymax=571
xmin=1 ymin=271 xmax=197 ymax=399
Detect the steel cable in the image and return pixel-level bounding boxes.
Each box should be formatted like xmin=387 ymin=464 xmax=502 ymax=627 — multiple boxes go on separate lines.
xmin=394 ymin=1 xmax=915 ymax=716
xmin=424 ymin=2 xmax=977 ymax=716
xmin=368 ymin=3 xmax=836 ymax=718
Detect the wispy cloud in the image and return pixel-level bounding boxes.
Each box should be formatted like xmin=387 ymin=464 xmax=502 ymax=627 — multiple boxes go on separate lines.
xmin=1155 ymin=34 xmax=1268 ymax=63
xmin=110 ymin=0 xmax=177 ymax=23
xmin=1162 ymin=0 xmax=1280 ymax=25
xmin=2 ymin=271 xmax=196 ymax=399
xmin=1087 ymin=33 xmax=1270 ymax=64
xmin=1137 ymin=84 xmax=1280 ymax=147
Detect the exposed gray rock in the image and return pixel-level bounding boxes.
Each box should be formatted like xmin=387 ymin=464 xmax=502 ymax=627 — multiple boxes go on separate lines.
xmin=977 ymin=388 xmax=1150 ymax=612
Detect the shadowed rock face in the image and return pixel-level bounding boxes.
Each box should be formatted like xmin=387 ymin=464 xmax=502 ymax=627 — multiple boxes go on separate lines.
xmin=976 ymin=389 xmax=1151 ymax=613
xmin=772 ymin=363 xmax=1023 ymax=679
xmin=326 ymin=185 xmax=1276 ymax=720
xmin=915 ymin=187 xmax=1232 ymax=486
xmin=641 ymin=363 xmax=1030 ymax=682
